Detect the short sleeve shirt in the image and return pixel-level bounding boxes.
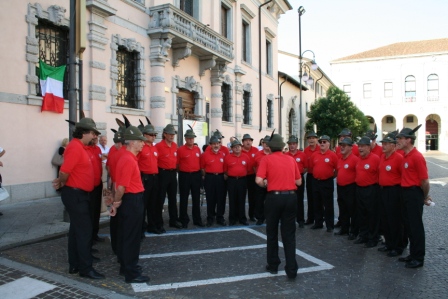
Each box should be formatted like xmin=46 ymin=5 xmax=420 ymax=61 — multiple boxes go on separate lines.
xmin=370 ymin=144 xmax=383 ymax=157
xmin=108 ymin=146 xmax=126 ymax=182
xmin=155 ymin=140 xmax=178 ymax=169
xmin=304 ymin=146 xmax=318 ymax=173
xmin=201 ymin=150 xmax=225 ymax=173
xmin=285 ymin=150 xmax=308 ymax=174
xmin=115 ymin=150 xmax=144 ymax=193
xmin=401 ymin=147 xmax=428 ymax=187
xmin=86 ymin=145 xmax=102 ymax=186
xmin=337 ymin=153 xmax=359 ymax=186
xmin=355 ymin=152 xmax=380 ymax=186
xmin=310 ymin=150 xmax=338 ymax=180
xmin=224 ymin=153 xmax=250 ymax=177
xmin=379 ymin=151 xmax=403 ymax=186
xmin=138 ymin=143 xmax=159 ymax=174
xmin=335 ymin=144 xmax=360 ymax=158
xmin=177 ymin=145 xmax=201 ymax=172
xmin=242 ymin=146 xmax=259 ymax=175
xmin=257 ymin=152 xmax=300 ymax=191
xmin=60 ymin=138 xmax=94 ymax=191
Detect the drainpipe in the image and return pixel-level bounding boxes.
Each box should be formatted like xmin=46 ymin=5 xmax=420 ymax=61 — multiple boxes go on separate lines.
xmin=278 ymin=75 xmax=288 ymax=135
xmin=258 ymin=0 xmax=273 ymax=132
xmin=314 ymin=72 xmax=324 ymax=100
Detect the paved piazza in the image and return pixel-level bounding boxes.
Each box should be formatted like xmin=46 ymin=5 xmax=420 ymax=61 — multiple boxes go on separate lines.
xmin=0 ymin=152 xmax=447 ymax=298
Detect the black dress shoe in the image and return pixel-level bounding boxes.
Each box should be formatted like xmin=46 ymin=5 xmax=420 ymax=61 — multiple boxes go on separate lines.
xmin=326 ymin=228 xmax=334 ymax=233
xmin=169 ymin=221 xmax=183 ymax=229
xmin=304 ymin=220 xmax=314 ymax=225
xmin=256 ymin=219 xmax=264 ymax=225
xmin=125 ymin=275 xmax=150 ymax=283
xmin=310 ymin=224 xmax=323 ymax=229
xmin=265 ymin=265 xmax=278 ymax=274
xmin=364 ymin=241 xmax=378 ymax=248
xmin=217 ymin=220 xmax=227 ymax=226
xmin=398 ymin=255 xmax=412 ymax=262
xmin=354 ymin=238 xmax=367 ymax=244
xmin=334 ymin=221 xmax=341 ymax=228
xmin=69 ymin=267 xmax=79 ymax=274
xmin=206 ymin=220 xmax=213 ymax=227
xmin=240 ymin=220 xmax=249 ymax=226
xmin=194 ymin=222 xmax=205 ymax=227
xmin=229 ymin=220 xmax=236 ymax=226
xmin=147 ymin=228 xmax=163 ymax=235
xmin=182 ymin=223 xmax=188 ymax=229
xmin=377 ymin=246 xmax=390 ymax=252
xmin=159 ymin=227 xmax=166 ymax=233
xmin=79 ymin=269 xmax=105 ymax=279
xmin=347 ymin=233 xmax=357 ymax=240
xmin=334 ymin=230 xmax=348 ymax=236
xmin=387 ymin=250 xmax=402 ymax=257
xmin=286 ymin=272 xmax=297 ymax=279
xmin=91 ymin=255 xmax=100 ymax=262
xmin=405 ymin=259 xmax=424 ymax=268
xmin=119 ymin=265 xmax=142 ymax=276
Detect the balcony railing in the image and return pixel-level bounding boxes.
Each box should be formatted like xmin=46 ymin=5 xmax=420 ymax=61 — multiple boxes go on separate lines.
xmin=404 ymin=96 xmax=416 ymax=103
xmin=427 ymin=95 xmax=439 ymax=102
xmin=148 ymin=4 xmax=234 ymax=62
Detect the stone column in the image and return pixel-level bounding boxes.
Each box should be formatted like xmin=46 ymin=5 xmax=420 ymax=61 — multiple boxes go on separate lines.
xmin=234 ymin=66 xmax=246 ymax=139
xmin=149 ymin=34 xmax=173 ymax=133
xmin=210 ymin=62 xmax=227 ymax=133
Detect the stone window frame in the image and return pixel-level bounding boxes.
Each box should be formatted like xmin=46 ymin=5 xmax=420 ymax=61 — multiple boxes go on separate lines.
xmin=221 ymin=75 xmax=234 ymax=123
xmin=266 ymin=94 xmax=274 ymax=128
xmin=26 ymin=3 xmax=70 ymax=107
xmin=221 ymin=0 xmax=235 ymax=41
xmin=172 ymin=75 xmax=205 ymax=118
xmin=242 ymin=83 xmax=252 ymax=125
xmin=240 ymin=4 xmax=254 ymax=65
xmin=110 ymin=34 xmax=146 ymax=114
xmin=176 ymin=0 xmax=201 ymax=20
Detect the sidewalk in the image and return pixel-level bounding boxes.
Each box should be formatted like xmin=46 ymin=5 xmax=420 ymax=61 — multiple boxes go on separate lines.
xmin=0 ymin=196 xmax=109 ymax=251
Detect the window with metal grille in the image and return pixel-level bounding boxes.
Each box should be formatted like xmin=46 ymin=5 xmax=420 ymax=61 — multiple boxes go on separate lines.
xmin=180 ymin=0 xmax=193 ymax=16
xmin=243 ymin=90 xmax=251 ymax=124
xmin=405 ymin=75 xmax=416 ymax=97
xmin=35 ymin=20 xmax=69 ymax=99
xmin=221 ymin=4 xmax=229 ymax=38
xmin=267 ymin=98 xmax=273 ymax=128
xmin=116 ymin=47 xmax=139 ymax=109
xmin=427 ymin=74 xmax=438 ymax=98
xmin=242 ymin=20 xmax=249 ymax=63
xmin=266 ymin=40 xmax=272 ymax=76
xmin=221 ymin=83 xmax=231 ymax=122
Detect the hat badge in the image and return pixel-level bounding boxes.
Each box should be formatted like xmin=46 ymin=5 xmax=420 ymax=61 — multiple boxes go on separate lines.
xmin=364 ymin=164 xmax=370 ymax=169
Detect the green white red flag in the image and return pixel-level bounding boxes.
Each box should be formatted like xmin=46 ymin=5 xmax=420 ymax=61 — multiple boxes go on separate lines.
xmin=39 ymin=60 xmax=66 ymax=113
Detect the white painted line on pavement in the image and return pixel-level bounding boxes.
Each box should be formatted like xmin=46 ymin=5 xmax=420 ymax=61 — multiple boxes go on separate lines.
xmin=429 ymin=180 xmax=447 ymax=186
xmin=133 ymin=227 xmax=333 ymax=292
xmin=426 ymin=159 xmax=448 ymax=170
xmin=0 ymin=277 xmax=56 ymax=299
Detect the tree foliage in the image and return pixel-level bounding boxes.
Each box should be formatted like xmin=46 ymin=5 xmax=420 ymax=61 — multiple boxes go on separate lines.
xmin=305 ymin=86 xmax=369 ymax=141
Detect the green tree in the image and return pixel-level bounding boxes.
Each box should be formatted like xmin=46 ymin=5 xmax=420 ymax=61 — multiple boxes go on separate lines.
xmin=305 ymin=86 xmax=369 ymax=142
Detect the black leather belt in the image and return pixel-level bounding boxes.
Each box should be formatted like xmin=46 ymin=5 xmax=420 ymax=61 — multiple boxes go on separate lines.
xmin=206 ymin=172 xmax=224 ymax=175
xmin=179 ymin=170 xmax=201 ymax=174
xmin=159 ymin=168 xmax=176 ymax=172
xmin=64 ymin=186 xmax=88 ymax=194
xmin=382 ymin=184 xmax=400 ymax=189
xmin=268 ymin=190 xmax=295 ymax=195
xmin=228 ymin=176 xmax=245 ymax=179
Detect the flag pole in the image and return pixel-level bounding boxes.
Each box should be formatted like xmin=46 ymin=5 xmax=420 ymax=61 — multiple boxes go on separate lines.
xmin=68 ymin=0 xmax=77 ymax=140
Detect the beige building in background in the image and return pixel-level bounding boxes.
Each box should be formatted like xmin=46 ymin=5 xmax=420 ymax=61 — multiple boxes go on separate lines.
xmin=0 ymin=0 xmax=292 ymax=203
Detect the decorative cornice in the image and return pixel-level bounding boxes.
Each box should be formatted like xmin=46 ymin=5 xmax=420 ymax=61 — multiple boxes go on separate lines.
xmin=86 ymin=0 xmax=117 ymax=17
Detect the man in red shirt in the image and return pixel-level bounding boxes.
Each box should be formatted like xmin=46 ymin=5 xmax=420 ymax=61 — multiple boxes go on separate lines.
xmin=366 ymin=130 xmax=383 ymax=157
xmin=285 ymin=135 xmax=307 ymax=228
xmin=310 ymin=135 xmax=338 ymax=232
xmin=256 ymin=134 xmax=301 ymax=279
xmin=354 ymin=136 xmax=381 ymax=248
xmin=201 ymin=136 xmax=226 ymax=226
xmin=304 ymin=131 xmax=319 ymax=225
xmin=335 ymin=128 xmax=360 ymax=158
xmin=377 ymin=131 xmax=405 ymax=257
xmin=177 ymin=128 xmax=203 ymax=228
xmin=335 ymin=137 xmax=359 ymax=238
xmin=155 ymin=124 xmax=182 ymax=229
xmin=52 ymin=118 xmax=104 ymax=280
xmin=242 ymin=133 xmax=259 ymax=222
xmin=224 ymin=139 xmax=250 ymax=225
xmin=396 ymin=125 xmax=430 ymax=268
xmin=109 ymin=126 xmax=149 ymax=284
xmin=138 ymin=123 xmax=161 ymax=234
xmin=253 ymin=135 xmax=271 ymax=225
xmin=212 ymin=129 xmax=230 ymax=156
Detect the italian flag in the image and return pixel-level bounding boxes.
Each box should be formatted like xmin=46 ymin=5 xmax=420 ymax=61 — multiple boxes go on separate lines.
xmin=39 ymin=60 xmax=66 ymax=113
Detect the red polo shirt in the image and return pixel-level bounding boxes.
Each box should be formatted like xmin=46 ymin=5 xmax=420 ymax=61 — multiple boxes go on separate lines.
xmin=115 ymin=150 xmax=144 ymax=193
xmin=242 ymin=146 xmax=259 ymax=175
xmin=253 ymin=150 xmax=269 ymax=171
xmin=138 ymin=143 xmax=158 ymax=174
xmin=304 ymin=146 xmax=318 ymax=173
xmin=355 ymin=152 xmax=380 ymax=186
xmin=177 ymin=144 xmax=201 ymax=172
xmin=396 ymin=149 xmax=405 ymax=156
xmin=86 ymin=145 xmax=102 ymax=186
xmin=206 ymin=144 xmax=229 ymax=156
xmin=310 ymin=149 xmax=338 ymax=180
xmin=401 ymin=147 xmax=428 ymax=187
xmin=370 ymin=144 xmax=383 ymax=157
xmin=378 ymin=151 xmax=403 ymax=186
xmin=335 ymin=144 xmax=360 ymax=158
xmin=337 ymin=153 xmax=359 ymax=186
xmin=224 ymin=152 xmax=250 ymax=177
xmin=286 ymin=150 xmax=307 ymax=174
xmin=201 ymin=150 xmax=225 ymax=173
xmin=108 ymin=146 xmax=126 ymax=182
xmin=257 ymin=152 xmax=300 ymax=191
xmin=60 ymin=138 xmax=94 ymax=192
xmin=155 ymin=140 xmax=178 ymax=169
xmin=106 ymin=145 xmax=117 ymax=167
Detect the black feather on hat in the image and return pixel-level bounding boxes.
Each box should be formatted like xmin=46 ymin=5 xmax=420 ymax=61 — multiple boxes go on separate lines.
xmin=122 ymin=114 xmax=131 ymax=128
xmin=116 ymin=118 xmax=125 ymax=128
xmin=146 ymin=117 xmax=151 ymax=125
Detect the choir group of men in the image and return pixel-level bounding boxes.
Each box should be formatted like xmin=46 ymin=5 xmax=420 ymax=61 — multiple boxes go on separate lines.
xmin=53 ymin=114 xmax=431 ymax=284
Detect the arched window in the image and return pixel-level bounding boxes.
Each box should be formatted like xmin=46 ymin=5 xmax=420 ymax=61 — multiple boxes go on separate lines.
xmin=405 ymin=75 xmax=416 ymax=99
xmin=427 ymin=74 xmax=439 ymax=101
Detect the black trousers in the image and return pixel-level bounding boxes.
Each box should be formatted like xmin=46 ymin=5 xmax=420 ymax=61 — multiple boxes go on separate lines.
xmin=205 ymin=173 xmax=226 ymax=222
xmin=61 ymin=186 xmax=92 ymax=274
xmin=227 ymin=176 xmax=247 ymax=223
xmin=402 ymin=187 xmax=425 ymax=261
xmin=141 ymin=173 xmax=160 ymax=231
xmin=179 ymin=171 xmax=202 ymax=225
xmin=295 ymin=174 xmax=305 ymax=223
xmin=305 ymin=173 xmax=315 ymax=222
xmin=158 ymin=168 xmax=179 ymax=224
xmin=380 ymin=185 xmax=404 ymax=251
xmin=312 ymin=177 xmax=334 ymax=229
xmin=246 ymin=174 xmax=257 ymax=219
xmin=89 ymin=182 xmax=103 ymax=241
xmin=356 ymin=184 xmax=380 ymax=242
xmin=254 ymin=185 xmax=267 ymax=221
xmin=265 ymin=193 xmax=298 ymax=277
xmin=337 ymin=183 xmax=357 ymax=234
xmin=117 ymin=192 xmax=144 ymax=281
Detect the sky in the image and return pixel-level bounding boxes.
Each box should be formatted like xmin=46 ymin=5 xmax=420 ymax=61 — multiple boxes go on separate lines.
xmin=278 ymin=0 xmax=448 ymax=76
